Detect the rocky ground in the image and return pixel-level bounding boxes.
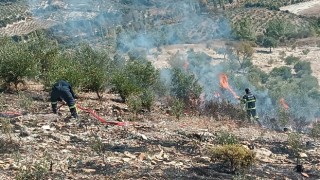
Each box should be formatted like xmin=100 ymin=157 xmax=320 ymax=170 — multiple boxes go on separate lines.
xmin=0 ymin=83 xmax=319 ymax=180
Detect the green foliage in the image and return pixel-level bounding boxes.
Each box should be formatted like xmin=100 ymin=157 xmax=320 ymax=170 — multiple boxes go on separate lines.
xmin=310 ymin=122 xmax=320 ymax=141
xmin=16 ymin=160 xmax=50 ymax=180
xmin=0 ymin=37 xmax=39 ymax=90
xmin=287 ymin=132 xmax=304 ymax=157
xmin=111 ymin=59 xmax=160 ymax=106
xmin=278 ymin=109 xmax=290 ymax=127
xmin=73 ymin=44 xmax=112 ymax=99
xmin=209 ymin=144 xmax=256 ymax=173
xmin=0 ymin=117 xmax=13 ymax=141
xmin=26 ymin=32 xmax=59 ymax=81
xmin=265 ymin=19 xmax=295 ymax=41
xmin=44 ymin=52 xmax=84 ymax=90
xmin=90 ymin=136 xmax=105 ymax=156
xmin=234 ymin=42 xmax=254 ymax=69
xmin=127 ymin=94 xmax=143 ymax=116
xmin=170 ymin=97 xmax=185 ymax=120
xmin=18 ymin=93 xmax=33 ymax=111
xmin=262 ymin=36 xmax=278 ymax=53
xmin=270 ymin=66 xmax=292 ymax=80
xmin=248 ymin=66 xmax=269 ymax=85
xmin=170 ymin=68 xmax=202 ymax=104
xmin=298 ymin=75 xmax=319 ymax=92
xmin=302 ymin=49 xmax=310 ymax=55
xmin=232 ymin=18 xmax=256 ymax=41
xmin=215 ymin=131 xmax=239 ymax=145
xmin=284 ymin=55 xmax=300 ymax=65
xmin=294 ymin=61 xmax=312 ymax=77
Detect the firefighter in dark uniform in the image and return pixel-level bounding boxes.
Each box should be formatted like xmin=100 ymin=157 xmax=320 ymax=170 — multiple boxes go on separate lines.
xmin=50 ymin=80 xmax=78 ymax=118
xmin=240 ymin=88 xmax=259 ymax=122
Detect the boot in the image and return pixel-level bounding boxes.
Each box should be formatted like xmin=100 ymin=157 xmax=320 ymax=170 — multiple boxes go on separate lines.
xmin=70 ymin=107 xmax=78 ymax=119
xmin=52 ymin=104 xmax=57 ymax=114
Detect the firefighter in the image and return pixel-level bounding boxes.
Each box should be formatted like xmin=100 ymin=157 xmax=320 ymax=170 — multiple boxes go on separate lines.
xmin=240 ymin=88 xmax=259 ymax=122
xmin=50 ymin=80 xmax=78 ymax=118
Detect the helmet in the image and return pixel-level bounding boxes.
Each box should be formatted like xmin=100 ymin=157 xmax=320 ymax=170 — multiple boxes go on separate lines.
xmin=245 ymin=88 xmax=250 ymax=94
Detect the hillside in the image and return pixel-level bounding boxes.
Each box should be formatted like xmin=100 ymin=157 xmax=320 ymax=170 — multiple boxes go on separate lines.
xmin=0 ymin=85 xmax=320 ymax=179
xmin=1 ymin=0 xmax=320 ymax=179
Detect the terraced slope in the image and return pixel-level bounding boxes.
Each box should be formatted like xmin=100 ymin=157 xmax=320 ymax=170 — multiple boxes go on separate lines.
xmin=0 ymin=1 xmax=29 ymax=28
xmin=226 ymin=8 xmax=311 ymax=35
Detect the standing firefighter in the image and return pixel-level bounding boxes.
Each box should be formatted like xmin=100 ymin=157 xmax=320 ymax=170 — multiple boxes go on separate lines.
xmin=240 ymin=88 xmax=259 ymax=122
xmin=50 ymin=80 xmax=78 ymax=118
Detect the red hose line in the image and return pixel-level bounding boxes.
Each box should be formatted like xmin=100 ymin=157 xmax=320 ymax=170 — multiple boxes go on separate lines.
xmin=76 ymin=104 xmax=129 ymax=126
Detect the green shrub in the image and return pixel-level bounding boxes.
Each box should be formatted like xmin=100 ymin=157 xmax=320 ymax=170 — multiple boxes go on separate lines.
xmin=73 ymin=44 xmax=112 ymax=99
xmin=287 ymin=132 xmax=304 ymax=157
xmin=90 ymin=136 xmax=106 ymax=162
xmin=310 ymin=122 xmax=320 ymax=141
xmin=170 ymin=98 xmax=185 ymax=120
xmin=127 ymin=94 xmax=143 ymax=117
xmin=298 ymin=75 xmax=319 ymax=92
xmin=302 ymin=49 xmax=310 ymax=55
xmin=0 ymin=37 xmax=39 ymax=90
xmin=270 ymin=66 xmax=292 ymax=80
xmin=294 ymin=61 xmax=312 ymax=77
xmin=248 ymin=66 xmax=269 ymax=84
xmin=170 ymin=68 xmax=202 ymax=105
xmin=215 ymin=131 xmax=239 ymax=145
xmin=278 ymin=109 xmax=290 ymax=127
xmin=284 ymin=55 xmax=300 ymax=65
xmin=16 ymin=160 xmax=50 ymax=180
xmin=26 ymin=32 xmax=59 ymax=81
xmin=111 ymin=59 xmax=160 ymax=104
xmin=209 ymin=144 xmax=256 ymax=173
xmin=44 ymin=52 xmax=84 ymax=91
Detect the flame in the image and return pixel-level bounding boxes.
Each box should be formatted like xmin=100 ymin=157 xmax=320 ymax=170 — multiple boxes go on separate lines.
xmin=279 ymin=98 xmax=289 ymax=110
xmin=219 ymin=73 xmax=239 ymax=99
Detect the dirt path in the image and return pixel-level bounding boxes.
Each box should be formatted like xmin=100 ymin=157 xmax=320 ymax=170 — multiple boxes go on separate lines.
xmin=280 ymin=0 xmax=320 ymax=17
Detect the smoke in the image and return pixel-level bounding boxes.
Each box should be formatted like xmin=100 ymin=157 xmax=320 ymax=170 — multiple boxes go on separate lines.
xmin=26 ymin=0 xmax=319 ymax=125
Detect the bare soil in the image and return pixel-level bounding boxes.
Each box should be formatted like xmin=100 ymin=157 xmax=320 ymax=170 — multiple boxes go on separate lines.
xmin=280 ymin=0 xmax=320 ymax=17
xmin=0 ymin=83 xmax=319 ymax=179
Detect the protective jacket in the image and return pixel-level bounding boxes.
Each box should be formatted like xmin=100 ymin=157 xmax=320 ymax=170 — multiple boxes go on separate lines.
xmin=241 ymin=93 xmax=256 ymax=110
xmin=50 ymin=80 xmax=78 ymax=118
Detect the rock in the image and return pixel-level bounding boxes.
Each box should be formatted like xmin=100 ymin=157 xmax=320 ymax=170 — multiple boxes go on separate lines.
xmin=132 ymin=132 xmax=148 ymax=140
xmin=19 ymin=126 xmax=30 ymax=137
xmin=61 ymin=149 xmax=71 ymax=154
xmin=253 ymin=148 xmax=272 ymax=158
xmin=82 ymin=168 xmax=96 ymax=173
xmin=42 ymin=125 xmax=56 ymax=131
xmin=124 ymin=151 xmax=136 ymax=159
xmin=299 ymin=152 xmax=308 ymax=158
xmin=138 ymin=153 xmax=146 ymax=161
xmin=122 ymin=158 xmax=131 ymax=162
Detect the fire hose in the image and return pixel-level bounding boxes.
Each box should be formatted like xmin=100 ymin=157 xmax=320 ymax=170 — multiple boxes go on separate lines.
xmin=75 ymin=104 xmax=129 ymax=126
xmin=1 ymin=104 xmax=128 ymax=126
xmin=0 ymin=111 xmax=25 ymax=118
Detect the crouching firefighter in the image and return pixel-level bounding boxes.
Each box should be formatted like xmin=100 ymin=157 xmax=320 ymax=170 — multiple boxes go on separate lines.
xmin=50 ymin=80 xmax=78 ymax=118
xmin=240 ymin=88 xmax=259 ymax=122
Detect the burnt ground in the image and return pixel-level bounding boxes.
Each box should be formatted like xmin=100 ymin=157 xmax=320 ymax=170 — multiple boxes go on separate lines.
xmin=0 ymin=83 xmax=319 ymax=180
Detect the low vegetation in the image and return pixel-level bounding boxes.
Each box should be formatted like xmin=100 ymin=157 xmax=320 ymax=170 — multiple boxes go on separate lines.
xmin=209 ymin=144 xmax=256 ymax=173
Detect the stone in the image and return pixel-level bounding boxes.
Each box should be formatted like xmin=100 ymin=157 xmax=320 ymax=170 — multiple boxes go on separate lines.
xmin=299 ymin=152 xmax=308 ymax=158
xmin=254 ymin=148 xmax=273 ymax=157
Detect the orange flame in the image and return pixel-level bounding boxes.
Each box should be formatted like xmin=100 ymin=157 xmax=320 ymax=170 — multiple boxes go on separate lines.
xmin=219 ymin=73 xmax=239 ymax=99
xmin=279 ymin=98 xmax=289 ymax=110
